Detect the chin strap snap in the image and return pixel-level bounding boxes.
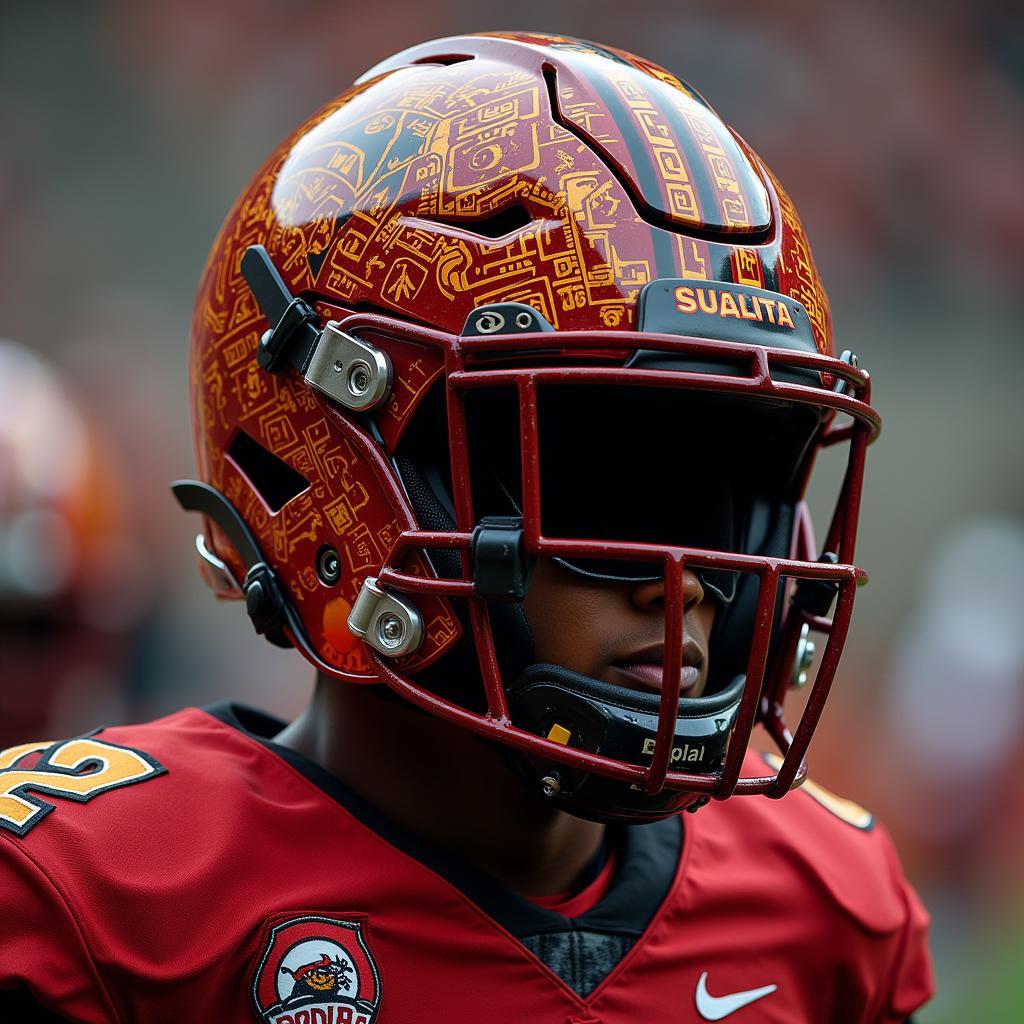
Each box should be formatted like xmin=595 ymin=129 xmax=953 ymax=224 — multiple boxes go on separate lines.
xmin=172 ymin=479 xmax=293 ymax=648
xmin=242 ymin=563 xmax=293 ymax=648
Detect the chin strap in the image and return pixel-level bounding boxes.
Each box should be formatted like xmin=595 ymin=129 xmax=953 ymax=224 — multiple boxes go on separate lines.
xmin=173 ymin=479 xmax=303 ymax=652
xmin=504 ymin=664 xmax=748 ymax=822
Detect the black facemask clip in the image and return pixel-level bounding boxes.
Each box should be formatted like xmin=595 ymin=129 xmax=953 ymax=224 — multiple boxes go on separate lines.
xmin=472 ymin=516 xmax=535 ymax=600
xmin=241 ymin=245 xmax=320 ymax=375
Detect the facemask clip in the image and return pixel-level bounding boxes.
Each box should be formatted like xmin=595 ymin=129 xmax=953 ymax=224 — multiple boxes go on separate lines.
xmin=472 ymin=516 xmax=534 ymax=600
xmin=348 ymin=577 xmax=424 ymax=657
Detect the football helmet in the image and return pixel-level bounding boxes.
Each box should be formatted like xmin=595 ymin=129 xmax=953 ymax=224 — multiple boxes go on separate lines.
xmin=0 ymin=340 xmax=128 ymax=620
xmin=175 ymin=33 xmax=880 ymax=822
xmin=0 ymin=340 xmax=143 ymax=745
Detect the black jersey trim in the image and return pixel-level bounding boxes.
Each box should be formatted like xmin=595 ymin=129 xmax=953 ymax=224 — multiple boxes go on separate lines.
xmin=204 ymin=702 xmax=682 ymax=940
xmin=0 ymin=987 xmax=74 ymax=1022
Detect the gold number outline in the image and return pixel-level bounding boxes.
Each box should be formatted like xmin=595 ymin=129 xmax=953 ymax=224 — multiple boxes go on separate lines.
xmin=0 ymin=736 xmax=167 ymax=838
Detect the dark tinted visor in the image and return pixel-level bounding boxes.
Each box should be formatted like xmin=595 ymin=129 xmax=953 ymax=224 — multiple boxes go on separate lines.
xmin=466 ymin=383 xmax=821 ymax=598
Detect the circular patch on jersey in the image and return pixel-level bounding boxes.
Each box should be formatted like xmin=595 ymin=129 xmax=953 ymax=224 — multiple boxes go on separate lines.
xmin=251 ymin=913 xmax=382 ymax=1023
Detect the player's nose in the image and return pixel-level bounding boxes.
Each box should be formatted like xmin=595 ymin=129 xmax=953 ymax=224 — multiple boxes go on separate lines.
xmin=630 ymin=568 xmax=706 ymax=615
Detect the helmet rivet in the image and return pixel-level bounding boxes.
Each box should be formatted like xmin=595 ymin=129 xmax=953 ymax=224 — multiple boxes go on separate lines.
xmin=540 ymin=774 xmax=562 ymax=798
xmin=793 ymin=622 xmax=816 ymax=688
xmin=515 ymin=311 xmax=532 ymax=329
xmin=376 ymin=612 xmax=406 ymax=649
xmin=316 ymin=546 xmax=340 ymax=586
xmin=347 ymin=362 xmax=372 ymax=397
xmin=333 ymin=359 xmax=344 ymax=372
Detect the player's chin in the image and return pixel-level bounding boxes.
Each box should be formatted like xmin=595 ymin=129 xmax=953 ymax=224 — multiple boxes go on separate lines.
xmin=605 ymin=663 xmax=707 ymax=700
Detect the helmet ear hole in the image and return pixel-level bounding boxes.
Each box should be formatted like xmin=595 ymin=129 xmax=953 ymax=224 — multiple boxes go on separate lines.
xmin=226 ymin=429 xmax=309 ymax=513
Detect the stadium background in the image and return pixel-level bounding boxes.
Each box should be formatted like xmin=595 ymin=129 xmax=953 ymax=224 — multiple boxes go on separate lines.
xmin=2 ymin=2 xmax=1023 ymax=1018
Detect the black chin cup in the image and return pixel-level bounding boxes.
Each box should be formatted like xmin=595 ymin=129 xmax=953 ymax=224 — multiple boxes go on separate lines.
xmin=505 ymin=665 xmax=746 ymax=824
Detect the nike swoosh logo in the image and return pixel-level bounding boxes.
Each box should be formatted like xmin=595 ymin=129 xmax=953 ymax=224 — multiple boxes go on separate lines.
xmin=695 ymin=971 xmax=778 ymax=1020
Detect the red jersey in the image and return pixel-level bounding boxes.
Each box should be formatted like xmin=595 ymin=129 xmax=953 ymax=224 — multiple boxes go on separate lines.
xmin=0 ymin=704 xmax=933 ymax=1023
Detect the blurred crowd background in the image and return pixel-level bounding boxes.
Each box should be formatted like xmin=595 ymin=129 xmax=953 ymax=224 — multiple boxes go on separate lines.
xmin=2 ymin=1 xmax=1022 ymax=1018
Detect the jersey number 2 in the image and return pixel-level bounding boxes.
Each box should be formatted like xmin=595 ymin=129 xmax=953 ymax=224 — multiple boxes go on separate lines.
xmin=0 ymin=738 xmax=166 ymax=837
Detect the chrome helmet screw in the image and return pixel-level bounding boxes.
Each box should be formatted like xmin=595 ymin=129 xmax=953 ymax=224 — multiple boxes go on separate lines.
xmin=377 ymin=613 xmax=406 ymax=650
xmin=540 ymin=774 xmax=562 ymax=798
xmin=347 ymin=361 xmax=372 ymax=397
xmin=793 ymin=622 xmax=817 ymax=688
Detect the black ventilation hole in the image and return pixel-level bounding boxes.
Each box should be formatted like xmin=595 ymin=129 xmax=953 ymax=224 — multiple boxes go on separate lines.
xmin=412 ymin=54 xmax=475 ymax=67
xmin=227 ymin=430 xmax=309 ymax=512
xmin=420 ymin=203 xmax=533 ymax=240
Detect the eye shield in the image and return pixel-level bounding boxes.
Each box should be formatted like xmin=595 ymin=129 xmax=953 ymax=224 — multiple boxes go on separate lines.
xmin=463 ymin=382 xmax=820 ymax=603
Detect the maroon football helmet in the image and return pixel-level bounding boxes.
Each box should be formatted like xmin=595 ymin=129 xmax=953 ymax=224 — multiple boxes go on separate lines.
xmin=175 ymin=33 xmax=879 ymax=822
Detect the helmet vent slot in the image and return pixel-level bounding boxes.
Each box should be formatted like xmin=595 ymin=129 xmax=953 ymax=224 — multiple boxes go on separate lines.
xmin=415 ymin=203 xmax=533 ymax=240
xmin=226 ymin=429 xmax=309 ymax=512
xmin=412 ymin=53 xmax=476 ymax=67
xmin=541 ymin=63 xmax=772 ymax=245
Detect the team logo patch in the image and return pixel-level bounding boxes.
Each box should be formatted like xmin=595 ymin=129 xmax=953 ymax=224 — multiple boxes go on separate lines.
xmin=252 ymin=914 xmax=382 ymax=1024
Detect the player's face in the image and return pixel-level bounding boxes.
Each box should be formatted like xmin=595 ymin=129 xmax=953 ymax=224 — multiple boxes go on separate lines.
xmin=522 ymin=559 xmax=716 ymax=698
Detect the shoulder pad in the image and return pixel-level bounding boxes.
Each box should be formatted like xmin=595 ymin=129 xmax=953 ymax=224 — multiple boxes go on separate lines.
xmin=762 ymin=752 xmax=906 ymax=934
xmin=693 ymin=750 xmax=915 ymax=936
xmin=763 ymin=753 xmax=874 ymax=830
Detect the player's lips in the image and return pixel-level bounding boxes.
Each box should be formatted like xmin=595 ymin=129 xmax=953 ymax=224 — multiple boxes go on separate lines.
xmin=609 ymin=639 xmax=706 ymax=696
